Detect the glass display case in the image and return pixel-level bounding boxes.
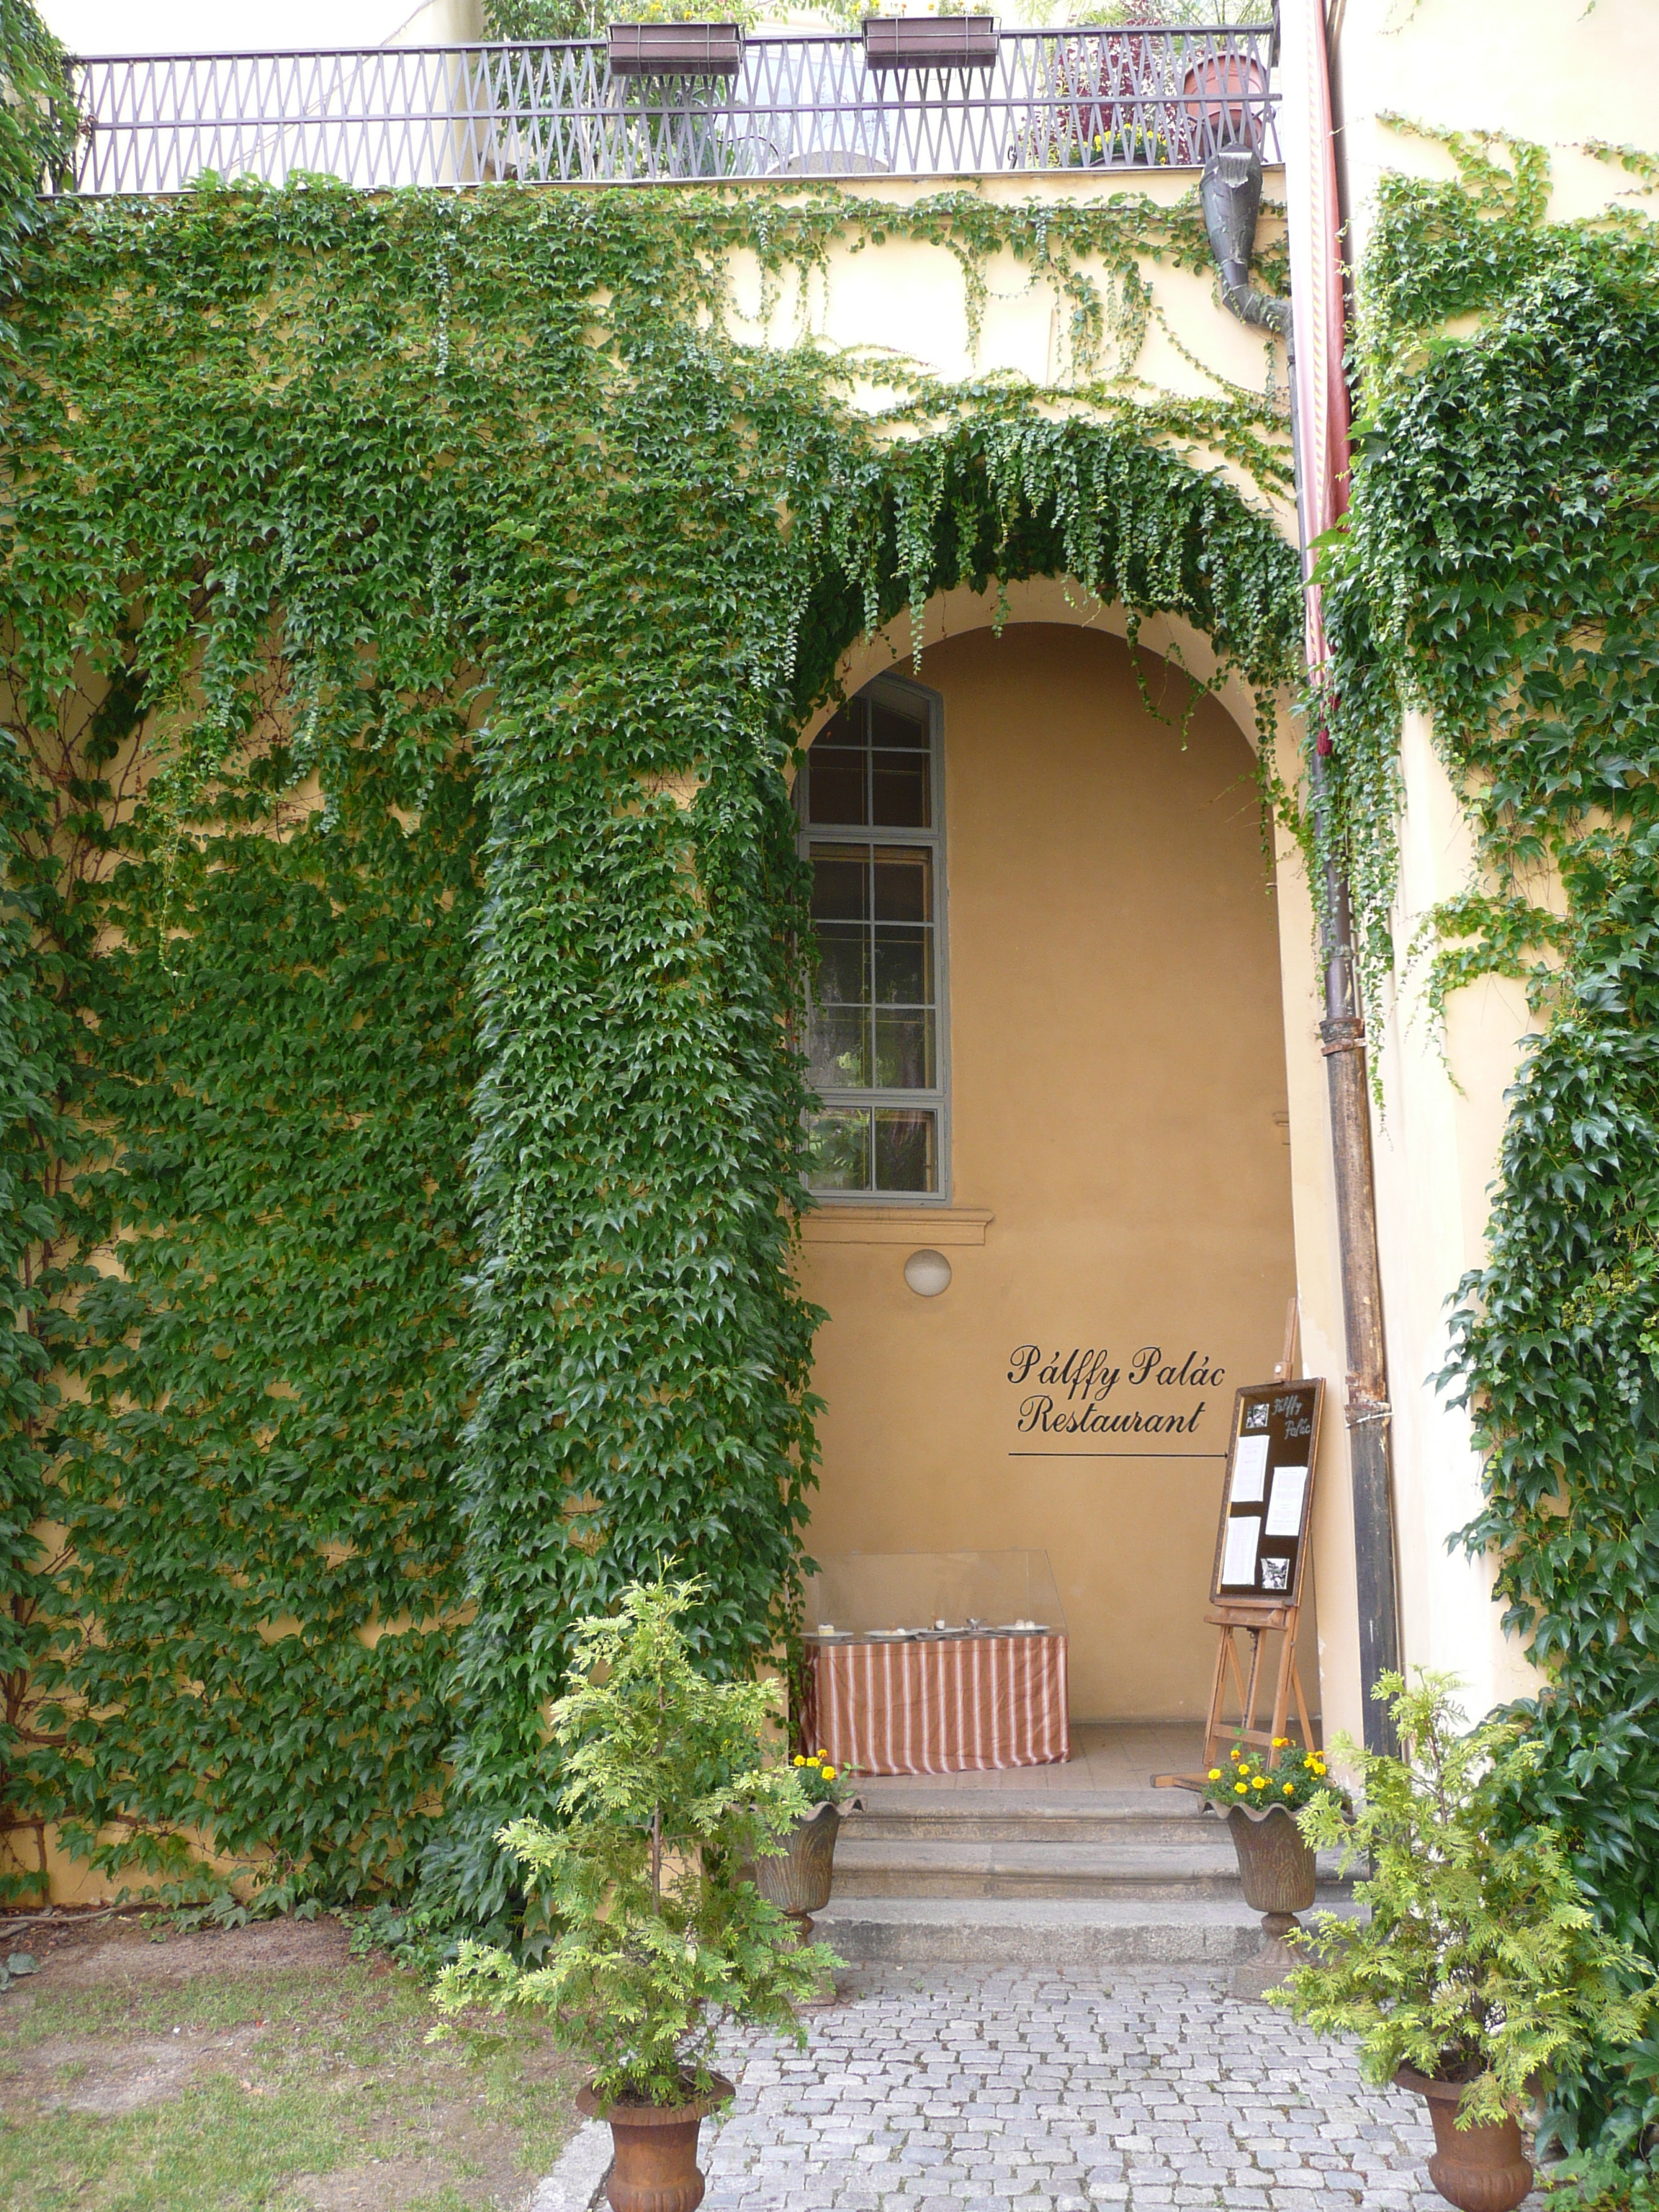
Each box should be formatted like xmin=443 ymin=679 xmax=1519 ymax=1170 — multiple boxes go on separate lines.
xmin=803 ymin=1549 xmax=1066 ymax=1640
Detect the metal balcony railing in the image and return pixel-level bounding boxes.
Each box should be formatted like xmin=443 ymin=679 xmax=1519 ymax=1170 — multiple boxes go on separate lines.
xmin=59 ymin=27 xmax=1278 ymax=195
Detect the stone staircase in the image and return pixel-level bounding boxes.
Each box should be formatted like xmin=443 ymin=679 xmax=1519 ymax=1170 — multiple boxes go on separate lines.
xmin=814 ymin=1787 xmax=1355 ymax=1969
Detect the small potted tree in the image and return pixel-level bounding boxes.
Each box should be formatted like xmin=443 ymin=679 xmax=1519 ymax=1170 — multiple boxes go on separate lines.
xmin=432 ymin=1575 xmax=839 ymax=2212
xmin=1274 ymin=1673 xmax=1658 ymax=2212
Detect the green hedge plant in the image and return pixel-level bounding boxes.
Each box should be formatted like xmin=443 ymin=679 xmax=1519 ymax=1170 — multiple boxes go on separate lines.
xmin=1274 ymin=1674 xmax=1658 ymax=2128
xmin=431 ymin=1575 xmax=837 ymax=2108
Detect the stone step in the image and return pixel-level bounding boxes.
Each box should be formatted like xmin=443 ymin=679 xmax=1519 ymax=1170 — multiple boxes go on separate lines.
xmin=813 ymin=1895 xmax=1353 ymax=1969
xmin=831 ymin=1835 xmax=1352 ymax=1902
xmin=845 ymin=1786 xmax=1211 ymax=1848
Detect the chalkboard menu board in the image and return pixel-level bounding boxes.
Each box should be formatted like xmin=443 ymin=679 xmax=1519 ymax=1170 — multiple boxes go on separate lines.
xmin=1210 ymin=1380 xmax=1324 ymax=1607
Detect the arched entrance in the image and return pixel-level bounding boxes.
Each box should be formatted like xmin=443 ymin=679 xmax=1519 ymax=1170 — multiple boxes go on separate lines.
xmin=795 ymin=619 xmax=1304 ymax=1739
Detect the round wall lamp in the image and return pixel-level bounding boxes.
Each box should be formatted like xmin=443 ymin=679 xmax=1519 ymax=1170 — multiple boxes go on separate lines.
xmin=904 ymin=1247 xmax=953 ymax=1298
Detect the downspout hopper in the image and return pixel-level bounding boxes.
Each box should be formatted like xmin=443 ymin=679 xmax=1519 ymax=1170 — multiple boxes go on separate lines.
xmin=1200 ymin=148 xmax=1288 ymax=337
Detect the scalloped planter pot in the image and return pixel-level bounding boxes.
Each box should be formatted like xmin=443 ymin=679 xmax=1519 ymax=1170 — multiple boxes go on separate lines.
xmin=1226 ymin=1801 xmax=1318 ymax=1924
xmin=1393 ymin=2068 xmax=1533 ymax=2212
xmin=1225 ymin=1800 xmax=1317 ymax=2000
xmin=749 ymin=1801 xmax=842 ymax=1938
xmin=576 ymin=2074 xmax=735 ymax=2212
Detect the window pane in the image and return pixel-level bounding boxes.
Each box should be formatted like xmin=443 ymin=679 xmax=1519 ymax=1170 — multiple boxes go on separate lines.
xmin=873 ymin=922 xmax=931 ymax=1007
xmin=873 ymin=1010 xmax=935 ymax=1089
xmin=809 ymin=846 xmax=869 ymax=922
xmin=870 ymin=695 xmax=928 ymax=751
xmin=806 ymin=745 xmax=868 ymax=826
xmin=819 ymin=699 xmax=866 ymax=747
xmin=873 ymin=848 xmax=932 ymax=924
xmin=809 ymin=1007 xmax=869 ymax=1090
xmin=807 ymin=1109 xmax=871 ymax=1192
xmin=874 ymin=1108 xmax=937 ymax=1193
xmin=814 ymin=923 xmax=869 ymax=1006
xmin=872 ymin=749 xmax=930 ymax=828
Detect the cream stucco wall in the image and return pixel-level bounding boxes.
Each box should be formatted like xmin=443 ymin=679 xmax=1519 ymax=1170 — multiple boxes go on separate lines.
xmin=796 ymin=621 xmax=1308 ymax=1722
xmin=1323 ymin=0 xmax=1659 ymax=1728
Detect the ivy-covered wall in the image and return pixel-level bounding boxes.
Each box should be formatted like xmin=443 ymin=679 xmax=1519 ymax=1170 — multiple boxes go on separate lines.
xmin=0 ymin=110 xmax=1300 ymax=1909
xmin=1320 ymin=131 xmax=1659 ymax=2154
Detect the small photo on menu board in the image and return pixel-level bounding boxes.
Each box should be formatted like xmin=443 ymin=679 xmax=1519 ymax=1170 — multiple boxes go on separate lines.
xmin=1211 ymin=1379 xmax=1323 ymax=1606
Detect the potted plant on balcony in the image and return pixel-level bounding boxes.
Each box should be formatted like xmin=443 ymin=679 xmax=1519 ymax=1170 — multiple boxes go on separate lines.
xmin=431 ymin=1575 xmax=838 ymax=2212
xmin=1274 ymin=1673 xmax=1659 ymax=2212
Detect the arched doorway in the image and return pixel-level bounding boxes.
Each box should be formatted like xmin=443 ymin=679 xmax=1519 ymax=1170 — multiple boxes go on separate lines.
xmin=795 ymin=621 xmax=1303 ymax=1738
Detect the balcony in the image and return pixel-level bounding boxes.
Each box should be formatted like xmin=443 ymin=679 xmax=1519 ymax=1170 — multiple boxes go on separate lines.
xmin=59 ymin=25 xmax=1279 ymax=196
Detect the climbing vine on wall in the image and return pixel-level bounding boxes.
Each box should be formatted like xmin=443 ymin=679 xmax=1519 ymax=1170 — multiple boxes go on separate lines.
xmin=1315 ymin=127 xmax=1659 ymax=2161
xmin=1 ymin=31 xmax=1300 ymax=1915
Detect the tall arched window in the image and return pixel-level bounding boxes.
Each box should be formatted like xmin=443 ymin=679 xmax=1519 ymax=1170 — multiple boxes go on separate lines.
xmin=798 ymin=675 xmax=948 ymax=1198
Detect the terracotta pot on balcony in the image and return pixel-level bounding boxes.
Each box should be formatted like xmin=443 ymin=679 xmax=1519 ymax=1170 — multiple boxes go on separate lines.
xmin=1392 ymin=2068 xmax=1534 ymax=2212
xmin=1179 ymin=51 xmax=1269 ymax=158
xmin=576 ymin=2074 xmax=736 ymax=2212
xmin=748 ymin=1801 xmax=842 ymax=1938
xmin=862 ymin=15 xmax=999 ymax=71
xmin=606 ymin=22 xmax=745 ymax=77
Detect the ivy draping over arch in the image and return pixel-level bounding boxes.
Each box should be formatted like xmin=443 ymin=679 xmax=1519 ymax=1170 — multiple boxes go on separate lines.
xmin=0 ymin=21 xmax=1301 ymax=1913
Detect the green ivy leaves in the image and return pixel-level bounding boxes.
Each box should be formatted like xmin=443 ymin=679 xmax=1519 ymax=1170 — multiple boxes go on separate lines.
xmin=1318 ymin=129 xmax=1659 ymax=2164
xmin=1 ymin=146 xmax=1298 ymax=1917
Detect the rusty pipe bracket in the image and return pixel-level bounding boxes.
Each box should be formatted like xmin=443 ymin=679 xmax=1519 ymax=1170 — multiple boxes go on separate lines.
xmin=1345 ymin=1390 xmax=1393 ymax=1426
xmin=1319 ymin=1015 xmax=1366 ymax=1057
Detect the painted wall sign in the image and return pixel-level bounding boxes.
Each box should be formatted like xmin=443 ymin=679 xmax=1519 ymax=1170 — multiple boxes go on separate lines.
xmin=1005 ymin=1343 xmax=1226 ymax=1457
xmin=1210 ymin=1380 xmax=1324 ymax=1605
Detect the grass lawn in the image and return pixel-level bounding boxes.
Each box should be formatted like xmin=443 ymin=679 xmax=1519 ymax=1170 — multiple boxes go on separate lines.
xmin=0 ymin=1913 xmax=582 ymax=2211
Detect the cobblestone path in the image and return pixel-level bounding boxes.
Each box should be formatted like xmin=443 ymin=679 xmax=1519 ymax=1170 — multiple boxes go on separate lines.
xmin=698 ymin=1968 xmax=1545 ymax=2211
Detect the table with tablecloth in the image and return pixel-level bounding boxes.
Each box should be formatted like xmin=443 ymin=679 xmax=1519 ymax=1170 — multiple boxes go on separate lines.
xmin=803 ymin=1631 xmax=1070 ymax=1776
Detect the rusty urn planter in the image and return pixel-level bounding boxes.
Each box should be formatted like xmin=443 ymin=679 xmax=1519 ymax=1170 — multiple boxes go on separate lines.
xmin=749 ymin=1801 xmax=842 ymax=1938
xmin=576 ymin=2074 xmax=735 ymax=2212
xmin=1226 ymin=1799 xmax=1318 ymax=1932
xmin=1393 ymin=2068 xmax=1534 ymax=2212
xmin=1224 ymin=1799 xmax=1318 ymax=2001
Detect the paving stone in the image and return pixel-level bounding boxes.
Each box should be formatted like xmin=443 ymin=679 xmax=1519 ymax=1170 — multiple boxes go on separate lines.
xmin=678 ymin=1965 xmax=1549 ymax=2210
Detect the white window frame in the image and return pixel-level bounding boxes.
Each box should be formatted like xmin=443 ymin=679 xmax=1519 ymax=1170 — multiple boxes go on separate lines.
xmin=797 ymin=672 xmax=951 ymax=1205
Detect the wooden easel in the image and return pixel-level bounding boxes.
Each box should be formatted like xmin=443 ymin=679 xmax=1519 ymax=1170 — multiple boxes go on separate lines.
xmin=1197 ymin=1598 xmax=1315 ymax=1771
xmin=1156 ymin=1315 xmax=1323 ymax=1792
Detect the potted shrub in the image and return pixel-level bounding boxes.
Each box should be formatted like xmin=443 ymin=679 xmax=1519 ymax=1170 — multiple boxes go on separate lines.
xmin=432 ymin=1575 xmax=838 ymax=2212
xmin=1274 ymin=1673 xmax=1658 ymax=2212
xmin=748 ymin=1748 xmax=855 ymax=1941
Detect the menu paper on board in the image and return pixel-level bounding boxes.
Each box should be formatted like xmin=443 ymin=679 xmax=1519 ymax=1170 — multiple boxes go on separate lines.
xmin=1221 ymin=1514 xmax=1261 ymax=1586
xmin=1264 ymin=1465 xmax=1308 ymax=1539
xmin=1229 ymin=1433 xmax=1270 ymax=1504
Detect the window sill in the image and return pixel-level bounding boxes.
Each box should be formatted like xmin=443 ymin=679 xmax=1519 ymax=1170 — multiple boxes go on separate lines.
xmin=799 ymin=1204 xmax=993 ymax=1247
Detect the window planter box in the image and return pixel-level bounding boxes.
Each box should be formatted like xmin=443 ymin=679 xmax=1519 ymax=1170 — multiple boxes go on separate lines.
xmin=861 ymin=16 xmax=999 ymax=71
xmin=606 ymin=22 xmax=745 ymax=77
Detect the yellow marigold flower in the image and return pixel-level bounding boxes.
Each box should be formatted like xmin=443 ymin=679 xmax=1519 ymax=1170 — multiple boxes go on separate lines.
xmin=1272 ymin=1737 xmax=1287 ymax=1748
xmin=818 ymin=1750 xmax=829 ymax=1760
xmin=1234 ymin=1781 xmax=1249 ymax=1794
xmin=805 ymin=1755 xmax=821 ymax=1766
xmin=1208 ymin=1768 xmax=1223 ymax=1781
xmin=1251 ymin=1775 xmax=1267 ymax=1788
xmin=1282 ymin=1783 xmax=1295 ymax=1795
xmin=822 ymin=1766 xmax=836 ymax=1780
xmin=793 ymin=1755 xmax=805 ymax=1766
xmin=1229 ymin=1747 xmax=1243 ymax=1761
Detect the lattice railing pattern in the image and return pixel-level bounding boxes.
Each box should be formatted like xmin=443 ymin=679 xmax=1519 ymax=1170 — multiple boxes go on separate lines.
xmin=63 ymin=27 xmax=1278 ymax=194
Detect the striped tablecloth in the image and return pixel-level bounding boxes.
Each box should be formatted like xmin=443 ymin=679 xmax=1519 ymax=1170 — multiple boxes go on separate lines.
xmin=805 ymin=1632 xmax=1070 ymax=1776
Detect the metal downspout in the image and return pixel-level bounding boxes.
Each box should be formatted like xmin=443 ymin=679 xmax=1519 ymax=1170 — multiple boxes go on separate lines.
xmin=1202 ymin=57 xmax=1403 ymax=1753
